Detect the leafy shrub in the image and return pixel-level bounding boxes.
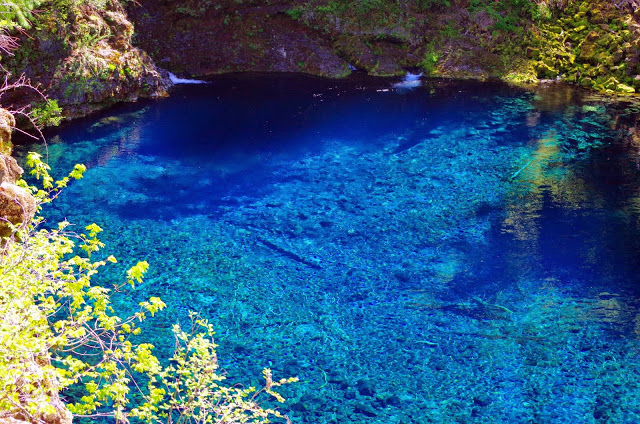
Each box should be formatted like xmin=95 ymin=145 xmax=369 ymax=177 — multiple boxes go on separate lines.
xmin=1 ymin=153 xmax=297 ymax=423
xmin=415 ymin=0 xmax=450 ymax=11
xmin=30 ymin=99 xmax=63 ymax=127
xmin=420 ymin=50 xmax=440 ymax=75
xmin=285 ymin=7 xmax=303 ymax=20
xmin=469 ymin=0 xmax=539 ymax=31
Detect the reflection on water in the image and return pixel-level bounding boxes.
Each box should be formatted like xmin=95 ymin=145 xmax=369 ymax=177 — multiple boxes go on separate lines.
xmin=505 ymin=131 xmax=565 ymax=241
xmin=495 ymin=88 xmax=640 ymax=339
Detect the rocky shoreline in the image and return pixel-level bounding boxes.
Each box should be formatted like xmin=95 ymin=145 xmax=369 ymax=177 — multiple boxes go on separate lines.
xmin=1 ymin=0 xmax=638 ymax=123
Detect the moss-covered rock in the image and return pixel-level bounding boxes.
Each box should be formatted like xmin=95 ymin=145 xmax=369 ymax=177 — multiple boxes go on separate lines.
xmin=6 ymin=0 xmax=640 ymax=116
xmin=526 ymin=0 xmax=640 ymax=94
xmin=617 ymin=83 xmax=635 ymax=93
xmin=0 ymin=109 xmax=15 ymax=154
xmin=535 ymin=61 xmax=559 ymax=79
xmin=4 ymin=0 xmax=170 ymax=119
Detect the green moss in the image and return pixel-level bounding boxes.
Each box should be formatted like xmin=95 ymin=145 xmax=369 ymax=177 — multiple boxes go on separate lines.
xmin=534 ymin=61 xmax=558 ymax=79
xmin=420 ymin=49 xmax=440 ymax=76
xmin=616 ymin=83 xmax=635 ymax=93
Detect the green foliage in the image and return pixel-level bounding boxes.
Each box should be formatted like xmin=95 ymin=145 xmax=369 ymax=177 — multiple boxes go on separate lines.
xmin=74 ymin=15 xmax=112 ymax=48
xmin=0 ymin=0 xmax=43 ymax=29
xmin=1 ymin=155 xmax=297 ymax=423
xmin=441 ymin=20 xmax=460 ymax=38
xmin=130 ymin=313 xmax=298 ymax=424
xmin=285 ymin=7 xmax=303 ymax=20
xmin=531 ymin=2 xmax=553 ymax=21
xmin=469 ymin=0 xmax=539 ymax=32
xmin=415 ymin=0 xmax=450 ymax=11
xmin=306 ymin=0 xmax=406 ymax=32
xmin=175 ymin=0 xmax=212 ymax=17
xmin=420 ymin=49 xmax=440 ymax=76
xmin=30 ymin=99 xmax=63 ymax=127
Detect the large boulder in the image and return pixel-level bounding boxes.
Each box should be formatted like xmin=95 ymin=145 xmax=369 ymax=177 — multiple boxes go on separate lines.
xmin=0 ymin=110 xmax=36 ymax=238
xmin=0 ymin=179 xmax=36 ymax=238
xmin=0 ymin=108 xmax=15 ymax=153
xmin=0 ymin=152 xmax=24 ymax=184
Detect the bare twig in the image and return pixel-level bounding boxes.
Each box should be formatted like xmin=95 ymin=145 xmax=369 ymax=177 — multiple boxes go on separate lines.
xmin=0 ymin=72 xmax=50 ymax=158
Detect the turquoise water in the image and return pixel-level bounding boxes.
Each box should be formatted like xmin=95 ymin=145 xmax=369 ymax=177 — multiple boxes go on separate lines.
xmin=15 ymin=74 xmax=640 ymax=423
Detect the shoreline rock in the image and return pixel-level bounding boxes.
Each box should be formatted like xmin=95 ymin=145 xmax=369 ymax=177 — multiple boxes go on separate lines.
xmin=0 ymin=109 xmax=35 ymax=239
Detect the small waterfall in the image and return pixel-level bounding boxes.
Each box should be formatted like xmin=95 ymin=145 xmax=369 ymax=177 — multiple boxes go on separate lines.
xmin=168 ymin=72 xmax=207 ymax=84
xmin=404 ymin=72 xmax=422 ymax=81
xmin=393 ymin=72 xmax=422 ymax=90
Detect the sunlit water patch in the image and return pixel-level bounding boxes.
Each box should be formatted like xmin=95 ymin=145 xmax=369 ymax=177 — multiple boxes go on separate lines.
xmin=15 ymin=75 xmax=640 ymax=423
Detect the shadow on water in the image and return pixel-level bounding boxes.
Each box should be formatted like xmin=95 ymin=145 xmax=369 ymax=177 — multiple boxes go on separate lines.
xmin=15 ymin=74 xmax=535 ymax=219
xmin=18 ymin=75 xmax=640 ymax=301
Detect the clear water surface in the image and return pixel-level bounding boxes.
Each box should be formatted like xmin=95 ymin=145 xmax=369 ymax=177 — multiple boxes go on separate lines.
xmin=15 ymin=73 xmax=640 ymax=423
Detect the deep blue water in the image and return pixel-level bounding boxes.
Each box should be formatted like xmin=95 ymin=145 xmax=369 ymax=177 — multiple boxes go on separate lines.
xmin=15 ymin=74 xmax=640 ymax=423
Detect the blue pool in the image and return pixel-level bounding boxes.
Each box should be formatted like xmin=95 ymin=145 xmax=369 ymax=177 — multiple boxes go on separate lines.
xmin=15 ymin=73 xmax=640 ymax=423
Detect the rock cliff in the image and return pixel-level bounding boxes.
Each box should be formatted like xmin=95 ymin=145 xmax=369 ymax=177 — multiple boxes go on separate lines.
xmin=0 ymin=109 xmax=35 ymax=239
xmin=126 ymin=0 xmax=640 ymax=94
xmin=4 ymin=0 xmax=171 ymax=119
xmin=3 ymin=0 xmax=638 ymax=123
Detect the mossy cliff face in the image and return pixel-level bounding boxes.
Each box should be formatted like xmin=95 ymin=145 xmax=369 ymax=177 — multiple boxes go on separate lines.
xmin=126 ymin=0 xmax=640 ymax=95
xmin=126 ymin=0 xmax=521 ymax=79
xmin=127 ymin=0 xmax=352 ymax=77
xmin=4 ymin=0 xmax=639 ymax=120
xmin=4 ymin=0 xmax=170 ymax=119
xmin=526 ymin=0 xmax=640 ymax=94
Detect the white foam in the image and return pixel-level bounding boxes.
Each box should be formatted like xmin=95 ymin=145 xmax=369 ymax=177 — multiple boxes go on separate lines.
xmin=404 ymin=72 xmax=422 ymax=81
xmin=393 ymin=72 xmax=422 ymax=90
xmin=168 ymin=72 xmax=207 ymax=84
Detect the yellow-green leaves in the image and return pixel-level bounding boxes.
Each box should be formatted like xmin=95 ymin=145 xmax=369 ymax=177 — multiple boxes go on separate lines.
xmin=127 ymin=260 xmax=149 ymax=288
xmin=79 ymin=224 xmax=105 ymax=255
xmin=0 ymin=0 xmax=42 ymax=29
xmin=3 ymin=158 xmax=297 ymax=424
xmin=26 ymin=151 xmax=53 ymax=189
xmin=85 ymin=223 xmax=102 ymax=237
xmin=22 ymin=152 xmax=87 ymax=211
xmin=138 ymin=296 xmax=166 ymax=318
xmin=30 ymin=99 xmax=63 ymax=127
xmin=264 ymin=368 xmax=300 ymax=403
xmin=131 ymin=343 xmax=161 ymax=374
xmin=0 ymin=187 xmax=161 ymax=421
xmin=133 ymin=314 xmax=296 ymax=424
xmin=55 ymin=163 xmax=87 ymax=190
